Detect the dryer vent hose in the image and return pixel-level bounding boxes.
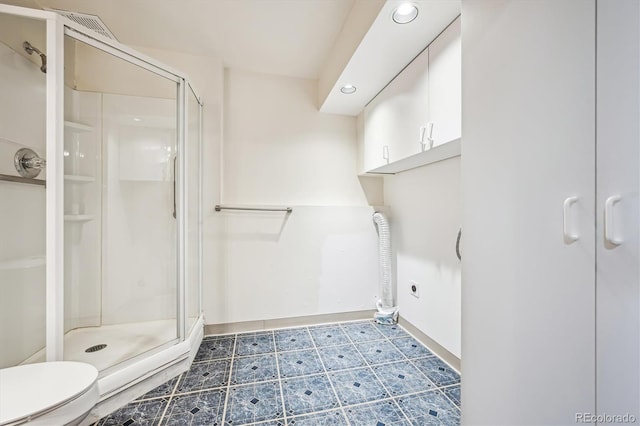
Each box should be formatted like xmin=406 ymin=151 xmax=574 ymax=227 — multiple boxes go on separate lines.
xmin=372 ymin=212 xmax=395 ymax=314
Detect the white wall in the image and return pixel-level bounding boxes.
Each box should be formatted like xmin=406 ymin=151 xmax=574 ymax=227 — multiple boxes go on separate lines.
xmin=223 ymin=69 xmax=368 ymax=206
xmin=384 ymin=157 xmax=462 ymax=358
xmin=211 ymin=206 xmax=379 ymax=324
xmin=211 ymin=69 xmax=379 ymax=324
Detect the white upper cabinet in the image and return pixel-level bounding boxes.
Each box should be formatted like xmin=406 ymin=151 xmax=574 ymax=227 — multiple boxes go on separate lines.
xmin=428 ymin=17 xmax=461 ymax=148
xmin=363 ymin=47 xmax=430 ymax=171
xmin=362 ymin=16 xmax=461 ymax=174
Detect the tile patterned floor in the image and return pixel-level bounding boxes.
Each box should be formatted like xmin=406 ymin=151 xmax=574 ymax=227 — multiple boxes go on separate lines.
xmin=95 ymin=320 xmax=461 ymax=425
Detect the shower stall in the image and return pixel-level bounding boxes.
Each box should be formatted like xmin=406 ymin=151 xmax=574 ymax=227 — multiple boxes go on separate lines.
xmin=0 ymin=3 xmax=203 ymax=407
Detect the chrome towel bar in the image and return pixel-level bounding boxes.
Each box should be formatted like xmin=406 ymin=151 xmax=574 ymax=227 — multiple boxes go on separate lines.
xmin=215 ymin=205 xmax=292 ymax=213
xmin=0 ymin=174 xmax=45 ymax=187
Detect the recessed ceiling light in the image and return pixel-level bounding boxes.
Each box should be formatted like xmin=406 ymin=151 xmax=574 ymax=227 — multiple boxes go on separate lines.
xmin=340 ymin=85 xmax=357 ymax=94
xmin=133 ymin=117 xmax=142 ymax=122
xmin=392 ymin=3 xmax=419 ymax=24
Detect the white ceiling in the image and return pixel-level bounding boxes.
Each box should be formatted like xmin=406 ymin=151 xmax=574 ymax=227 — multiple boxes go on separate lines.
xmin=0 ymin=0 xmax=356 ymax=79
xmin=320 ymin=0 xmax=461 ymax=116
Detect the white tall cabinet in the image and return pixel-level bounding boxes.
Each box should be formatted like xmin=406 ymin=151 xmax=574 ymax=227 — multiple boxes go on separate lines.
xmin=596 ymin=0 xmax=639 ymax=419
xmin=462 ymin=0 xmax=639 ymax=424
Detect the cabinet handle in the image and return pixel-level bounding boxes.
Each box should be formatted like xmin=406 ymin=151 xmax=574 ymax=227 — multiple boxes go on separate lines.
xmin=562 ymin=196 xmax=579 ymax=243
xmin=419 ymin=123 xmax=435 ymax=152
xmin=455 ymin=226 xmax=462 ymax=261
xmin=604 ymin=195 xmax=622 ymax=246
xmin=383 ymin=145 xmax=389 ymax=164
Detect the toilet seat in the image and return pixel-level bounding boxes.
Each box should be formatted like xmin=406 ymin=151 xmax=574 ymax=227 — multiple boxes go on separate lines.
xmin=0 ymin=361 xmax=99 ymax=426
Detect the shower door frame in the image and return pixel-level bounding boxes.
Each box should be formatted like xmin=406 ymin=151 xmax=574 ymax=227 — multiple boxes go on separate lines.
xmin=0 ymin=4 xmax=203 ymax=368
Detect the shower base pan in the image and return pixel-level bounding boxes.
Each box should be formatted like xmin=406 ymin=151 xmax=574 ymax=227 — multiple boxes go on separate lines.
xmin=22 ymin=319 xmax=177 ymax=372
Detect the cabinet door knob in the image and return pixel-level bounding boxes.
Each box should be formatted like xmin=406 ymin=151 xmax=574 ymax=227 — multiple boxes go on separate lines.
xmin=563 ymin=196 xmax=579 ymax=243
xmin=604 ymin=195 xmax=622 ymax=246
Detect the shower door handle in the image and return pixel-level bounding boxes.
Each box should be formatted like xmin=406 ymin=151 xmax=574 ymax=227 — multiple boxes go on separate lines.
xmin=172 ymin=155 xmax=177 ymax=219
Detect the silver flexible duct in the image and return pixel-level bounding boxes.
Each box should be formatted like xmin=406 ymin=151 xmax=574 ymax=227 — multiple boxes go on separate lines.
xmin=372 ymin=212 xmax=397 ymax=323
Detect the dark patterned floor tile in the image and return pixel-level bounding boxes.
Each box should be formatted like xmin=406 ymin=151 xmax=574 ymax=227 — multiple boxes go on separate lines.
xmin=345 ymin=399 xmax=411 ymax=426
xmin=373 ymin=361 xmax=434 ymax=396
xmin=195 ymin=336 xmax=235 ymax=362
xmin=411 ymin=357 xmax=460 ymax=387
xmin=355 ymin=340 xmax=405 ymax=365
xmin=395 ymin=390 xmax=460 ymax=425
xmin=225 ymin=380 xmax=283 ymax=425
xmin=317 ymin=343 xmax=366 ymax=371
xmin=278 ymin=349 xmax=324 ymax=378
xmin=340 ymin=322 xmax=385 ymax=342
xmin=281 ymin=374 xmax=339 ymax=416
xmin=288 ymin=409 xmax=348 ymax=425
xmin=390 ymin=337 xmax=435 ymax=359
xmin=274 ymin=328 xmax=314 ymax=352
xmin=176 ymin=359 xmax=231 ymax=393
xmin=100 ymin=398 xmax=167 ymax=425
xmin=371 ymin=322 xmax=410 ymax=339
xmin=162 ymin=389 xmax=225 ymax=425
xmin=329 ymin=367 xmax=388 ymax=405
xmin=308 ymin=325 xmax=350 ymax=347
xmin=442 ymin=385 xmax=461 ymax=408
xmin=235 ymin=332 xmax=275 ymax=357
xmin=231 ymin=353 xmax=279 ymax=384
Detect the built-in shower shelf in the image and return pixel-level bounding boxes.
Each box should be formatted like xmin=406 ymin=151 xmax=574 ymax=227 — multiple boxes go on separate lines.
xmin=0 ymin=255 xmax=45 ymax=271
xmin=64 ymin=120 xmax=93 ymax=133
xmin=64 ymin=174 xmax=95 ymax=183
xmin=64 ymin=215 xmax=95 ymax=222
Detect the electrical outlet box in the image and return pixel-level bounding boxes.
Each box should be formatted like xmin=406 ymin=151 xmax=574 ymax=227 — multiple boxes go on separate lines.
xmin=410 ymin=280 xmax=419 ymax=298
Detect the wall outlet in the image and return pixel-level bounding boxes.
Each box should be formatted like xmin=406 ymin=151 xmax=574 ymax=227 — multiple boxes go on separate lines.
xmin=409 ymin=280 xmax=420 ymax=298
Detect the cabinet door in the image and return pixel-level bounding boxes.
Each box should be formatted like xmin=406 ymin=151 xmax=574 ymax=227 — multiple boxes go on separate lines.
xmin=461 ymin=1 xmax=596 ymax=424
xmin=596 ymin=0 xmax=640 ymax=419
xmin=428 ymin=16 xmax=461 ymax=147
xmin=363 ymin=47 xmax=429 ymax=171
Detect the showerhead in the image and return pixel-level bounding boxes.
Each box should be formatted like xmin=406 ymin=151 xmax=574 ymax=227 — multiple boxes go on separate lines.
xmin=23 ymin=41 xmax=46 ymax=73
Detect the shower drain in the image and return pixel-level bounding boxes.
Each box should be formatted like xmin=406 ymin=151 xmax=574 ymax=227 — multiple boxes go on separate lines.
xmin=85 ymin=344 xmax=107 ymax=353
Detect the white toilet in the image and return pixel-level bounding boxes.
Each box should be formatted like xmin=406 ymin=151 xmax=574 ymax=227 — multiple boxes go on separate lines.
xmin=0 ymin=361 xmax=99 ymax=426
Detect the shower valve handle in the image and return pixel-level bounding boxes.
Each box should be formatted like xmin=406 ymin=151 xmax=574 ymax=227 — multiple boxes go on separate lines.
xmin=22 ymin=156 xmax=46 ymax=170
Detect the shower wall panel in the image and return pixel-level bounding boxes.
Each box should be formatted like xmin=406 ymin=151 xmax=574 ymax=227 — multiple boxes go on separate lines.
xmin=63 ymin=87 xmax=102 ymax=332
xmin=0 ymin=36 xmax=46 ymax=367
xmin=100 ymin=94 xmax=177 ymax=325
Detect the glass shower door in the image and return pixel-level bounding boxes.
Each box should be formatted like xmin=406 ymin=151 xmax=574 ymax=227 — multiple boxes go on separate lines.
xmin=62 ymin=33 xmax=180 ymax=371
